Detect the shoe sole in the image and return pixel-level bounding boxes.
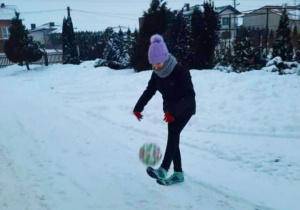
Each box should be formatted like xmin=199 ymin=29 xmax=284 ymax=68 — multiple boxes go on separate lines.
xmin=156 ymin=179 xmax=184 ymax=186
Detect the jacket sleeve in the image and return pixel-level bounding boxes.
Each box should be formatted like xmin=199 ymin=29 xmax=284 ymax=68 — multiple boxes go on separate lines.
xmin=133 ymin=73 xmax=157 ymax=113
xmin=168 ymin=68 xmax=195 ymax=117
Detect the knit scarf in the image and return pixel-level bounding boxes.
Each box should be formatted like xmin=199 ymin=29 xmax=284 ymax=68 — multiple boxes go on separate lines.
xmin=153 ymin=54 xmax=177 ymax=78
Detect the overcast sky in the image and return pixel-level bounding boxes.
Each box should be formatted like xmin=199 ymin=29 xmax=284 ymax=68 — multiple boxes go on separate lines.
xmin=4 ymin=0 xmax=296 ymax=31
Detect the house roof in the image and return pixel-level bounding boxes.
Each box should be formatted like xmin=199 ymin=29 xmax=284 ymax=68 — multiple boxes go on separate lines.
xmin=0 ymin=4 xmax=18 ymax=20
xmin=29 ymin=22 xmax=62 ymax=34
xmin=215 ymin=5 xmax=241 ymax=15
xmin=243 ymin=5 xmax=300 ymax=20
xmin=48 ymin=28 xmax=62 ymax=34
xmin=182 ymin=4 xmax=203 ymax=16
xmin=182 ymin=4 xmax=241 ymax=16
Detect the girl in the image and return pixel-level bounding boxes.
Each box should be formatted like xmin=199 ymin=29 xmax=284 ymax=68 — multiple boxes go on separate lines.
xmin=133 ymin=34 xmax=196 ymax=185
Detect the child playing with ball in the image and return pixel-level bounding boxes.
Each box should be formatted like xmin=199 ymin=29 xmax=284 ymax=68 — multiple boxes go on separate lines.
xmin=133 ymin=34 xmax=196 ymax=186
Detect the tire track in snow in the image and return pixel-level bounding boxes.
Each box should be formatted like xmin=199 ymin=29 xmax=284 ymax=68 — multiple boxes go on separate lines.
xmin=75 ymin=107 xmax=273 ymax=210
xmin=0 ymin=146 xmax=50 ymax=210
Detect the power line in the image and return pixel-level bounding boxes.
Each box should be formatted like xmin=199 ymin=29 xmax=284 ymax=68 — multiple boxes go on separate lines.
xmin=73 ymin=11 xmax=112 ymax=27
xmin=72 ymin=9 xmax=137 ymax=17
xmin=21 ymin=9 xmax=65 ymax=14
xmin=14 ymin=8 xmax=138 ymax=20
xmin=71 ymin=10 xmax=137 ymax=30
xmin=72 ymin=9 xmax=137 ymax=20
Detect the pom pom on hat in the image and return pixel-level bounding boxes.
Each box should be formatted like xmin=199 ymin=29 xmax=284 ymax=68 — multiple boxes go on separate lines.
xmin=150 ymin=34 xmax=164 ymax=44
xmin=148 ymin=34 xmax=169 ymax=64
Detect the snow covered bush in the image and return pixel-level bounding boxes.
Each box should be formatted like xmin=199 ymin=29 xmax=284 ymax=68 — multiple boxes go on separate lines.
xmin=266 ymin=56 xmax=283 ymax=67
xmin=94 ymin=59 xmax=127 ymax=70
xmin=297 ymin=68 xmax=300 ymax=76
xmin=107 ymin=61 xmax=128 ymax=70
xmin=213 ymin=64 xmax=232 ymax=73
xmin=94 ymin=58 xmax=107 ymax=68
xmin=263 ymin=56 xmax=299 ymax=74
xmin=263 ymin=56 xmax=282 ymax=72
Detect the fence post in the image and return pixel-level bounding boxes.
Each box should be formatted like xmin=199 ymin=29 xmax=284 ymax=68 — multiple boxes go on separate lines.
xmin=265 ymin=8 xmax=269 ymax=52
xmin=44 ymin=51 xmax=49 ymax=66
xmin=229 ymin=14 xmax=232 ymax=52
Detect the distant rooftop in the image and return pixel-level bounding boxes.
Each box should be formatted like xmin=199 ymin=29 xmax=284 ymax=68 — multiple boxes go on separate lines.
xmin=215 ymin=5 xmax=241 ymax=14
xmin=182 ymin=4 xmax=203 ymax=16
xmin=0 ymin=3 xmax=18 ymax=20
xmin=181 ymin=4 xmax=241 ymax=16
xmin=29 ymin=22 xmax=62 ymax=34
xmin=244 ymin=5 xmax=300 ymax=20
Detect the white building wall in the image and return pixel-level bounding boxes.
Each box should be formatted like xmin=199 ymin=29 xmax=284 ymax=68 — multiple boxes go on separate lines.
xmin=243 ymin=8 xmax=300 ymax=32
xmin=29 ymin=31 xmax=46 ymax=44
xmin=219 ymin=8 xmax=239 ymax=39
xmin=243 ymin=9 xmax=281 ymax=31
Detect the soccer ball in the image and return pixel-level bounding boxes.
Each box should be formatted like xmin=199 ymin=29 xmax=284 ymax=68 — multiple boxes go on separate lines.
xmin=139 ymin=143 xmax=162 ymax=166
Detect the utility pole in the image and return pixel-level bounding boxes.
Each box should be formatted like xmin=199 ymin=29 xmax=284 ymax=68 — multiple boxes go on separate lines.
xmin=67 ymin=6 xmax=70 ymax=17
xmin=266 ymin=8 xmax=269 ymax=52
xmin=233 ymin=0 xmax=236 ymax=9
xmin=229 ymin=13 xmax=231 ymax=51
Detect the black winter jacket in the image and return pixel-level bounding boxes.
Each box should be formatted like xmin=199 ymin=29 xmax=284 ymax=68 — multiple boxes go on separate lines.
xmin=134 ymin=64 xmax=196 ymax=118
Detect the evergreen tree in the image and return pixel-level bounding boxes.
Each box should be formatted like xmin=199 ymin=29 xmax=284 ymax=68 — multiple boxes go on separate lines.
xmin=4 ymin=11 xmax=28 ymax=64
xmin=203 ymin=0 xmax=220 ymax=68
xmin=164 ymin=10 xmax=190 ymax=67
xmin=62 ymin=15 xmax=80 ymax=64
xmin=292 ymin=26 xmax=298 ymax=49
xmin=190 ymin=7 xmax=205 ymax=69
xmin=24 ymin=36 xmax=44 ymax=64
xmin=117 ymin=29 xmax=130 ymax=67
xmin=76 ymin=31 xmax=100 ymax=61
xmin=107 ymin=29 xmax=130 ymax=69
xmin=107 ymin=29 xmax=123 ymax=62
xmin=101 ymin=28 xmax=129 ymax=69
xmin=130 ymin=29 xmax=139 ymax=70
xmin=124 ymin=28 xmax=134 ymax=68
xmin=189 ymin=2 xmax=220 ymax=69
xmin=272 ymin=8 xmax=293 ymax=61
xmin=4 ymin=11 xmax=43 ymax=70
xmin=125 ymin=28 xmax=132 ymax=53
xmin=269 ymin=29 xmax=275 ymax=48
xmin=93 ymin=31 xmax=106 ymax=59
xmin=133 ymin=0 xmax=171 ymax=71
xmin=232 ymin=26 xmax=252 ymax=71
xmin=102 ymin=27 xmax=116 ymax=61
xmin=215 ymin=43 xmax=232 ymax=66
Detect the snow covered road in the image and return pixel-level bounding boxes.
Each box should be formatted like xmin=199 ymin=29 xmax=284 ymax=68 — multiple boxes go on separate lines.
xmin=0 ymin=63 xmax=299 ymax=210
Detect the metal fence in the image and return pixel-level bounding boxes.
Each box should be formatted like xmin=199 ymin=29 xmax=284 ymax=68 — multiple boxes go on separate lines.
xmin=0 ymin=52 xmax=63 ymax=68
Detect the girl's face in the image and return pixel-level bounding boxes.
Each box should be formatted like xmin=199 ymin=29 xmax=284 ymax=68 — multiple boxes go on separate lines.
xmin=153 ymin=62 xmax=164 ymax=70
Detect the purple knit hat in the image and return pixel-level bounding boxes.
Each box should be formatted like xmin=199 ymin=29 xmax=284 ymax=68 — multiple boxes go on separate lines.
xmin=148 ymin=34 xmax=169 ymax=64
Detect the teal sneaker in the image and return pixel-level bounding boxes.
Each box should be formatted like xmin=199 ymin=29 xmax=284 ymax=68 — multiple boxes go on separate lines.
xmin=146 ymin=166 xmax=167 ymax=180
xmin=157 ymin=172 xmax=184 ymax=186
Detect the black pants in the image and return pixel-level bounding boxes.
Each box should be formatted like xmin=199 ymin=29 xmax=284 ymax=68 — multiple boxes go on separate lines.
xmin=161 ymin=113 xmax=193 ymax=172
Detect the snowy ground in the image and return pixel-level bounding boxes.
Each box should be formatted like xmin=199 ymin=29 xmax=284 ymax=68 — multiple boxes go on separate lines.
xmin=0 ymin=62 xmax=299 ymax=210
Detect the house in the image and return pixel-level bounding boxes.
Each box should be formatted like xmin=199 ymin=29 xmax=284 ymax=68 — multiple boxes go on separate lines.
xmin=181 ymin=4 xmax=241 ymax=40
xmin=29 ymin=22 xmax=62 ymax=50
xmin=139 ymin=3 xmax=241 ymax=38
xmin=215 ymin=5 xmax=241 ymax=40
xmin=180 ymin=4 xmax=241 ymax=44
xmin=0 ymin=3 xmax=18 ymax=53
xmin=243 ymin=5 xmax=300 ymax=32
